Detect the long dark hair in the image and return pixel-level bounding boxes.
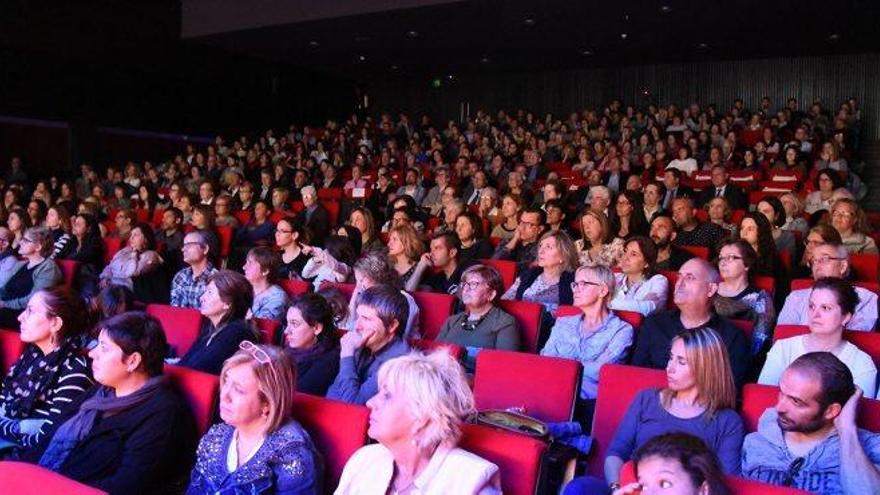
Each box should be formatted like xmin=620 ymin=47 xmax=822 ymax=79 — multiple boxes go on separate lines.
xmin=739 ymin=212 xmax=777 ymax=276
xmin=611 ymin=190 xmax=649 ymax=238
xmin=634 ymin=433 xmax=731 ymax=495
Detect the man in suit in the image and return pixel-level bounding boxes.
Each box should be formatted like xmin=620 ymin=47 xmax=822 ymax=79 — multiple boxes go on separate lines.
xmin=697 ymin=165 xmax=746 ymax=209
xmin=294 ymin=185 xmax=330 ymax=246
xmin=661 ymin=168 xmax=693 ymax=210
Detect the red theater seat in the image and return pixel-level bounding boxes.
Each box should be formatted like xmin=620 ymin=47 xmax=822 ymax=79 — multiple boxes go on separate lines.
xmin=554 ymin=307 xmax=643 ymax=333
xmin=0 ymin=329 xmax=25 ymax=374
xmin=280 ymin=279 xmax=311 ymax=298
xmin=459 ymin=423 xmax=547 ymax=495
xmin=319 ymin=282 xmax=356 ymax=302
xmin=291 ymin=393 xmax=369 ymax=489
xmin=215 ymin=225 xmax=234 ymax=259
xmin=849 ymin=253 xmax=879 ymax=282
xmin=253 ymin=317 xmax=283 ymax=345
xmin=730 ymin=318 xmax=755 ymax=342
xmin=411 ymin=338 xmax=464 ymax=361
xmin=753 ymin=275 xmax=775 ymax=296
xmin=145 ymin=304 xmax=202 ymax=356
xmin=742 ymin=383 xmax=880 ymax=433
xmin=480 ymin=258 xmax=517 ymax=291
xmin=102 ymin=237 xmax=122 ymax=265
xmin=773 ymin=324 xmax=880 ymax=367
xmin=56 ymin=259 xmax=81 ymax=288
xmin=0 ymin=461 xmax=107 ymax=495
xmin=165 ymin=364 xmax=219 ymax=437
xmin=473 ymin=349 xmax=581 ymax=423
xmin=411 ymin=291 xmax=456 ymax=340
xmin=589 ymin=364 xmax=667 ymax=476
xmin=618 ymin=460 xmax=810 ymax=495
xmin=678 ymin=245 xmax=709 ymax=260
xmin=497 ymin=299 xmax=543 ymax=353
xmin=789 ymin=278 xmax=880 ymax=294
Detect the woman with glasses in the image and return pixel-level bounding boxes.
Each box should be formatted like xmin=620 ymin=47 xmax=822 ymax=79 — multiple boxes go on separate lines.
xmin=792 ymin=224 xmax=842 ymax=279
xmin=273 ymin=217 xmax=309 ymax=280
xmin=212 ymin=194 xmax=239 ymax=228
xmin=0 ymin=227 xmax=62 ymax=328
xmin=608 ymin=236 xmax=668 ymax=316
xmin=831 ymin=198 xmax=878 ymax=254
xmin=542 ymin=264 xmax=633 ymax=407
xmin=187 ymin=342 xmax=321 ymax=494
xmin=0 ymin=287 xmax=92 ymax=452
xmin=179 ymin=270 xmax=258 ymax=374
xmin=604 ymin=328 xmax=744 ymax=489
xmin=502 ymin=230 xmax=580 ymax=314
xmin=22 ymin=312 xmax=194 ymax=494
xmin=437 ymin=264 xmax=520 ymax=372
xmin=283 ymin=293 xmax=341 ymax=396
xmin=610 ymin=190 xmax=649 ymax=241
xmin=336 ymin=351 xmax=501 ymax=494
xmin=759 ymin=277 xmax=876 ymax=396
xmin=98 ymin=223 xmax=163 ymax=291
xmin=805 ymin=169 xmax=844 ymax=214
xmin=713 ymin=239 xmax=776 ymax=357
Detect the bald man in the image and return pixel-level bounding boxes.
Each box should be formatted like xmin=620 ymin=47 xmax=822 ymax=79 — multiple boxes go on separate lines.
xmin=631 ymin=258 xmax=751 ymax=387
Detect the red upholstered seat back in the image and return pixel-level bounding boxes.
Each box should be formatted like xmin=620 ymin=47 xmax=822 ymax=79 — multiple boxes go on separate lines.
xmin=56 ymin=259 xmax=80 ymax=288
xmin=473 ymin=349 xmax=581 ymax=423
xmin=773 ymin=324 xmax=880 ymax=367
xmin=145 ymin=304 xmax=202 ymax=356
xmin=102 ymin=236 xmax=122 ymax=265
xmin=459 ymin=423 xmax=547 ymax=495
xmin=0 ymin=329 xmax=26 ymax=374
xmin=410 ymin=338 xmax=464 ymax=361
xmin=291 ymin=393 xmax=369 ymax=489
xmin=679 ymin=245 xmax=709 ymax=260
xmin=319 ymin=282 xmax=356 ymax=302
xmin=479 ymin=258 xmax=517 ymax=291
xmin=279 ymin=279 xmax=312 ymax=298
xmin=164 ymin=364 xmax=219 ymax=437
xmin=215 ymin=225 xmax=234 ymax=259
xmin=0 ymin=461 xmax=108 ymax=494
xmin=742 ymin=383 xmax=880 ymax=433
xmin=589 ymin=364 xmax=667 ymax=476
xmin=850 ymin=253 xmax=880 ymax=282
xmin=619 ymin=460 xmax=810 ymax=494
xmin=253 ymin=317 xmax=283 ymax=345
xmin=411 ymin=291 xmax=456 ymax=340
xmin=497 ymin=299 xmax=543 ymax=353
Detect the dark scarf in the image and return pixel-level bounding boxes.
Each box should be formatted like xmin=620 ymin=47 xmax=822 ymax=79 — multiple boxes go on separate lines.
xmin=287 ymin=337 xmax=338 ymax=363
xmin=39 ymin=376 xmax=168 ymax=471
xmin=1 ymin=339 xmax=83 ymax=419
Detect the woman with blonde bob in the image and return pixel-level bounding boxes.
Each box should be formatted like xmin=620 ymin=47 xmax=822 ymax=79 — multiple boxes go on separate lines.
xmin=502 ymin=230 xmax=580 ymax=313
xmin=188 ymin=343 xmax=322 ymax=494
xmin=387 ymin=223 xmax=425 ymax=287
xmin=336 ymin=351 xmax=501 ymax=494
xmin=604 ymin=328 xmax=744 ymax=488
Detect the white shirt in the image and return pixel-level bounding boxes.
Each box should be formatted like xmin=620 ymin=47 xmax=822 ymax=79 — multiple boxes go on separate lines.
xmin=778 ymin=287 xmax=878 ymax=331
xmin=609 ymin=273 xmax=669 ymax=316
xmin=666 ymin=158 xmax=698 ymax=176
xmin=758 ymin=335 xmax=877 ymax=397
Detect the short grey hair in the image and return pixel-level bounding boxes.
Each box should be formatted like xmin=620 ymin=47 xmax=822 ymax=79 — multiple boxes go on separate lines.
xmin=575 ymin=263 xmax=617 ymax=304
xmin=354 ymin=252 xmax=401 ymax=288
xmin=686 ymin=257 xmax=721 ymax=283
xmin=301 ymin=185 xmax=317 ymax=198
xmin=355 ymin=285 xmax=409 ymax=334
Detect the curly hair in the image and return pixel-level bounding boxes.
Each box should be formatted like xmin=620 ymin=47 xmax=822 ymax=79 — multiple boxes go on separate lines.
xmin=739 ymin=212 xmax=777 ymax=276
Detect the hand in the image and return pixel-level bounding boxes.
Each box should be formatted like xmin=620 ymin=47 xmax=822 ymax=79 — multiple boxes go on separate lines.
xmin=612 ymin=483 xmax=643 ymax=495
xmin=18 ymin=418 xmax=47 ymax=435
xmin=339 ymin=330 xmax=365 ymax=358
xmin=418 ymin=252 xmax=434 ymax=267
xmin=506 ymin=229 xmax=520 ymax=250
xmin=301 ymin=244 xmax=314 ymax=256
xmin=834 ymin=386 xmax=862 ymax=433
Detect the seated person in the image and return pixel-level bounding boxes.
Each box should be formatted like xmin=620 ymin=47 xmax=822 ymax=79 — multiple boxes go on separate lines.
xmin=0 ymin=288 xmax=92 ymax=451
xmin=437 ymin=264 xmax=520 ymax=371
xmin=650 ymin=214 xmax=695 ymax=272
xmin=742 ymin=352 xmax=880 ymax=493
xmin=760 ymin=277 xmax=877 ymax=397
xmin=491 ymin=207 xmax=546 ymax=275
xmin=274 ymin=217 xmax=309 ymax=280
xmin=455 ymin=212 xmax=494 ymax=266
xmin=575 ymin=210 xmax=624 ymax=268
xmin=713 ymin=239 xmax=776 ymax=357
xmin=336 ymin=351 xmax=501 ymax=494
xmin=340 ymin=253 xmax=419 ymax=339
xmin=671 ymin=197 xmax=723 ymax=250
xmin=406 ymin=232 xmax=470 ymax=295
xmin=502 ymin=230 xmax=579 ymax=314
xmin=187 ymin=343 xmax=321 ymax=494
xmin=832 ymin=198 xmax=878 ymax=255
xmin=155 ymin=207 xmax=184 ymax=273
xmin=542 ymin=264 xmax=633 ymax=401
xmin=609 ymin=235 xmax=669 ymax=316
xmin=229 ymin=200 xmax=276 ymax=271
xmin=606 ymin=328 xmax=744 ymax=487
xmin=98 ymin=223 xmax=163 ymax=290
xmin=242 ymin=246 xmax=288 ymax=321
xmin=778 ymin=242 xmax=878 ymax=330
xmin=283 ymin=293 xmax=341 ymax=396
xmin=179 ymin=270 xmax=258 ymax=374
xmin=0 ymin=227 xmax=63 ymax=328
xmin=25 ymin=312 xmax=194 ymax=494
xmin=386 ymin=223 xmax=424 ymax=288
xmin=301 ymin=236 xmax=355 ymax=291
xmin=170 ymin=230 xmax=217 ymax=309
xmin=326 ymin=285 xmax=412 ymax=405
xmin=792 ymin=224 xmax=842 ymax=280
xmin=632 ymin=258 xmax=751 ymax=388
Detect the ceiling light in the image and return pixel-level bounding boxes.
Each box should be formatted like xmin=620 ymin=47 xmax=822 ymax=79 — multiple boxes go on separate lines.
xmin=390 ymin=64 xmax=399 ymax=70
xmin=358 ymin=55 xmax=366 ymax=62
xmin=523 ymin=18 xmax=536 ymax=26
xmin=659 ymin=5 xmax=672 ymax=13
xmin=307 ymin=40 xmax=319 ymax=48
xmin=406 ymin=30 xmax=419 ymax=39
xmin=620 ymin=33 xmax=628 ymax=40
xmin=480 ymin=57 xmax=490 ymax=63
xmin=828 ymin=33 xmax=840 ymax=41
xmin=447 ymin=74 xmax=455 ymax=81
xmin=582 ymin=49 xmax=593 ymax=56
xmin=697 ymin=42 xmax=709 ymax=49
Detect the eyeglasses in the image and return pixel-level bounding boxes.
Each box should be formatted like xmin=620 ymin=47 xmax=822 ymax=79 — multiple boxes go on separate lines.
xmin=276 ymin=229 xmax=294 ymax=234
xmin=20 ymin=237 xmax=35 ymax=244
xmin=461 ymin=281 xmax=486 ymax=291
xmin=239 ymin=341 xmax=271 ymax=365
xmin=811 ymin=255 xmax=846 ymax=265
xmin=717 ymin=255 xmax=743 ymax=263
xmin=570 ymin=281 xmax=601 ymax=290
xmin=782 ymin=457 xmax=805 ymax=487
xmin=832 ymin=211 xmax=855 ymax=219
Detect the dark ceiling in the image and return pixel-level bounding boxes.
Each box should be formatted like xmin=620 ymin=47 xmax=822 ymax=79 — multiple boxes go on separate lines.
xmin=187 ymin=0 xmax=880 ymax=82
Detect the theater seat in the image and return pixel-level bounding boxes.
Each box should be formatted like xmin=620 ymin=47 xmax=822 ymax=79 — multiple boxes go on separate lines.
xmin=291 ymin=393 xmax=369 ymax=489
xmin=145 ymin=304 xmax=202 ymax=356
xmin=0 ymin=461 xmax=107 ymax=495
xmin=497 ymin=299 xmax=543 ymax=353
xmin=678 ymin=245 xmax=709 ymax=260
xmin=789 ymin=278 xmax=880 ymax=294
xmin=56 ymin=259 xmax=81 ymax=289
xmin=279 ymin=279 xmax=311 ymax=298
xmin=480 ymin=259 xmax=517 ymax=291
xmin=742 ymin=383 xmax=880 ymax=433
xmin=773 ymin=324 xmax=880 ymax=368
xmin=319 ymin=281 xmax=356 ymax=302
xmin=253 ymin=317 xmax=283 ymax=345
xmin=215 ymin=225 xmax=234 ymax=260
xmin=165 ymin=364 xmax=219 ymax=437
xmin=588 ymin=364 xmax=667 ymax=476
xmin=753 ymin=275 xmax=775 ymax=296
xmin=730 ymin=319 xmax=755 ymax=342
xmin=102 ymin=237 xmax=122 ymax=265
xmin=554 ymin=307 xmax=643 ymax=334
xmin=411 ymin=291 xmax=456 ymax=340
xmin=473 ymin=349 xmax=581 ymax=423
xmin=849 ymin=254 xmax=879 ymax=282
xmin=0 ymin=329 xmax=25 ymax=374
xmin=410 ymin=338 xmax=464 ymax=361
xmin=618 ymin=460 xmax=810 ymax=494
xmin=459 ymin=423 xmax=547 ymax=495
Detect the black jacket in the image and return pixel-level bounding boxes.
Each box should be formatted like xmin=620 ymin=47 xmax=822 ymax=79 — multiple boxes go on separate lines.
xmin=180 ymin=319 xmax=257 ymax=374
xmin=295 ymin=204 xmax=330 ymax=246
xmin=293 ymin=344 xmax=341 ymax=396
xmin=696 ymin=183 xmax=747 ymax=210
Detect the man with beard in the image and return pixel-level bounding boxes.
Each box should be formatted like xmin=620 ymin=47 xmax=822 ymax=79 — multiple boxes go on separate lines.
xmin=631 ymin=258 xmax=750 ymax=388
xmin=742 ymin=352 xmax=880 ymax=494
xmin=650 ymin=214 xmax=694 ymax=272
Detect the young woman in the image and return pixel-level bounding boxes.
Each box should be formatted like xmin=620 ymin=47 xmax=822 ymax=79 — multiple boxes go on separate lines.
xmin=229 ymin=199 xmax=276 ymax=270
xmin=7 ymin=207 xmax=31 ymax=251
xmin=45 ymin=205 xmax=74 ymax=259
xmin=348 ymin=207 xmax=383 ymax=255
xmin=386 ymin=223 xmax=424 ymax=288
xmin=301 ymin=236 xmax=355 ymax=290
xmin=756 ymin=196 xmax=797 ymax=257
xmin=284 ymin=293 xmax=341 ymax=396
xmin=737 ymin=213 xmax=778 ymax=277
xmin=490 ymin=193 xmax=522 ymax=243
xmin=98 ymin=223 xmax=163 ymax=290
xmin=604 ymin=328 xmax=744 ymax=486
xmin=274 ymin=218 xmax=310 ymax=280
xmin=575 ymin=210 xmax=625 ymax=268
xmin=609 ymin=236 xmax=669 ymax=316
xmin=610 ymin=190 xmax=649 ymax=241
xmin=455 ymin=212 xmax=494 ymax=266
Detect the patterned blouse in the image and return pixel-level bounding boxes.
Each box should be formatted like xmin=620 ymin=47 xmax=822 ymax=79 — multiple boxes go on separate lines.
xmin=575 ymin=237 xmax=625 ymax=268
xmin=187 ymin=421 xmax=321 ymax=495
xmin=502 ymin=274 xmax=562 ymax=313
xmin=713 ymin=285 xmax=776 ymax=356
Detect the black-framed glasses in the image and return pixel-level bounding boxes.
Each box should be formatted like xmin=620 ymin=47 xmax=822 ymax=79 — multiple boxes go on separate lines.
xmin=570 ymin=281 xmax=601 ymax=291
xmin=717 ymin=255 xmax=743 ymax=263
xmin=782 ymin=457 xmax=805 ymax=487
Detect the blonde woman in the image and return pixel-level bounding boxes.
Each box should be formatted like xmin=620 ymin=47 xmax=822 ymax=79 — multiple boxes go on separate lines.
xmin=831 ymin=198 xmax=878 ymax=254
xmin=779 ymin=192 xmax=808 ymax=235
xmin=502 ymin=230 xmax=579 ymax=313
xmin=187 ymin=343 xmax=321 ymax=493
xmin=604 ymin=328 xmax=743 ymax=487
xmin=387 ymin=223 xmax=425 ymax=287
xmin=489 ymin=193 xmax=522 ymax=243
xmin=575 ymin=210 xmax=624 ymax=268
xmin=335 ymin=351 xmax=501 ymax=494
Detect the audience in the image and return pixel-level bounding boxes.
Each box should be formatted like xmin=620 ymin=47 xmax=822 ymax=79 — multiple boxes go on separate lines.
xmin=804 ymin=169 xmax=844 ymax=214
xmin=406 ymin=232 xmax=469 ymax=294
xmin=492 ymin=206 xmax=545 ymax=274
xmin=576 ymin=210 xmax=625 ymax=267
xmin=743 ymin=352 xmax=880 ymax=493
xmin=671 ymin=197 xmax=723 ymax=250
xmin=756 ymin=196 xmax=797 ymax=257
xmin=386 ymin=223 xmax=424 ymax=287
xmin=0 ymin=227 xmax=63 ymax=328
xmin=335 ymin=351 xmax=501 ymax=494
xmin=327 ymin=285 xmax=412 ymax=405
xmin=609 ymin=236 xmax=669 ymax=316
xmin=170 ymin=230 xmax=218 ymax=309
xmin=187 ymin=343 xmax=321 ymax=494
xmin=275 ymin=217 xmax=310 ymax=280
xmin=243 ymin=246 xmax=288 ymax=321
xmin=792 ymin=223 xmax=842 ymax=279
xmin=301 ymin=236 xmax=355 ymax=290
xmin=650 ymin=214 xmax=694 ymax=272
xmin=831 ymin=198 xmax=878 ymax=254
xmin=737 ymin=212 xmax=778 ymax=277
xmin=284 ymin=293 xmax=341 ymax=396
xmin=455 ymin=211 xmax=494 ymax=266
xmin=229 ymin=199 xmax=276 ymax=270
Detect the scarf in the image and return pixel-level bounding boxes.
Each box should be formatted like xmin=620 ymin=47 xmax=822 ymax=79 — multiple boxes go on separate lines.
xmin=39 ymin=375 xmax=168 ymax=471
xmin=1 ymin=340 xmax=83 ymax=419
xmin=287 ymin=337 xmax=338 ymax=363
